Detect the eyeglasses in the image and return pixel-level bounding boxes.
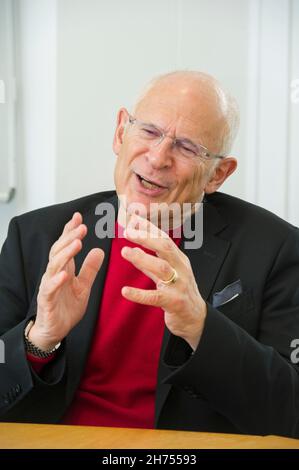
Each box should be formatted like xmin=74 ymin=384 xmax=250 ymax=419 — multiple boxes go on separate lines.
xmin=127 ymin=115 xmax=225 ymax=162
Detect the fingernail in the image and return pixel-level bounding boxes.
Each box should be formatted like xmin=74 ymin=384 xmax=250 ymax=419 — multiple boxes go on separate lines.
xmin=122 ymin=286 xmax=130 ymax=295
xmin=121 ymin=247 xmax=130 ymax=256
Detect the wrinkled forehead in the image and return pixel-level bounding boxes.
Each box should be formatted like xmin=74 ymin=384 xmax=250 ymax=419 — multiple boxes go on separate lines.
xmin=134 ymin=80 xmax=226 ymax=140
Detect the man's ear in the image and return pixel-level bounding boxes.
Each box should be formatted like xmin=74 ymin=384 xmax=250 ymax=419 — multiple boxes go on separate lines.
xmin=204 ymin=157 xmax=238 ymax=194
xmin=113 ymin=108 xmax=128 ymax=155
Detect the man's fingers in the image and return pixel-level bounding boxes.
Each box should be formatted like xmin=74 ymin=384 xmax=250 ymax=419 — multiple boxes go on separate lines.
xmin=47 ymin=238 xmax=82 ymax=276
xmin=39 ymin=270 xmax=69 ymax=301
xmin=127 ymin=214 xmax=166 ymax=239
xmin=41 ymin=247 xmax=104 ymax=302
xmin=62 ymin=212 xmax=82 ymax=236
xmin=121 ymin=246 xmax=174 ymax=284
xmin=124 ymin=226 xmax=182 ymax=267
xmin=78 ymin=248 xmax=105 ymax=288
xmin=49 ymin=224 xmax=87 ymax=259
xmin=121 ymin=286 xmax=167 ymax=308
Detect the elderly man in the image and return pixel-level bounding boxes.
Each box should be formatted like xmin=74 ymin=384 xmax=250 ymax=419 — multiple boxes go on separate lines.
xmin=0 ymin=71 xmax=299 ymax=438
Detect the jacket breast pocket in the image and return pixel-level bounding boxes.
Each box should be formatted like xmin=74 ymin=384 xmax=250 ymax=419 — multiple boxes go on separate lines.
xmin=215 ymin=289 xmax=257 ymax=333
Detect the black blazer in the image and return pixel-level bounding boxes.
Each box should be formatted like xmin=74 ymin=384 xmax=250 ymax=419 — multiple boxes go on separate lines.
xmin=1 ymin=191 xmax=299 ymax=438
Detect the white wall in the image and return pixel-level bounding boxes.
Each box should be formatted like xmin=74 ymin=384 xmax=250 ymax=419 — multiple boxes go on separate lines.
xmin=288 ymin=0 xmax=299 ymax=226
xmin=0 ymin=0 xmax=17 ymax=245
xmin=56 ymin=0 xmax=248 ymax=202
xmin=0 ymin=0 xmax=56 ymax=245
xmin=245 ymin=0 xmax=299 ymax=226
xmin=18 ymin=0 xmax=56 ymax=210
xmin=0 ymin=0 xmax=298 ymax=249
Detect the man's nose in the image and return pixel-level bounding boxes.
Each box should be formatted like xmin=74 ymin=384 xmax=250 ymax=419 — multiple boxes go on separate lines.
xmin=146 ymin=136 xmax=173 ymax=169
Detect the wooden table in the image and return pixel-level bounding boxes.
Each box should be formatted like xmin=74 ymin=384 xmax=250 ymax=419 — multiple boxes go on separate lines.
xmin=0 ymin=423 xmax=299 ymax=449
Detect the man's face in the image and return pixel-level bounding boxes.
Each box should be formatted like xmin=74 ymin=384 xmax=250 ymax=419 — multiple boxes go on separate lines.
xmin=113 ymin=78 xmax=227 ymax=216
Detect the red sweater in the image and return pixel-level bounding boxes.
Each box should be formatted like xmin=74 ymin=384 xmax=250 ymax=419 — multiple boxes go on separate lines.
xmin=29 ymin=223 xmax=180 ymax=428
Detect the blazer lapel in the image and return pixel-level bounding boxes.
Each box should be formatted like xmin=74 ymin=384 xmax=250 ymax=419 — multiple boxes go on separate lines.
xmin=65 ymin=194 xmax=118 ymax=405
xmin=183 ymin=200 xmax=231 ymax=302
xmin=155 ymin=198 xmax=231 ymax=425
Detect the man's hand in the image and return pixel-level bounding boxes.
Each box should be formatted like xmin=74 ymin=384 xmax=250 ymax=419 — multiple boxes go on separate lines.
xmin=29 ymin=212 xmax=104 ymax=351
xmin=121 ymin=214 xmax=207 ymax=351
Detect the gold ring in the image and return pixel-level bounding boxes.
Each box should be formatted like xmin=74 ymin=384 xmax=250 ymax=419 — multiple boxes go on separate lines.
xmin=160 ymin=268 xmax=178 ymax=285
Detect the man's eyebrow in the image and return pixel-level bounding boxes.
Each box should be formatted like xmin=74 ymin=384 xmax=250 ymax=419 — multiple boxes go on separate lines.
xmin=138 ymin=119 xmax=160 ymax=128
xmin=176 ymin=136 xmax=197 ymax=145
xmin=139 ymin=117 xmax=204 ymax=146
xmin=176 ymin=135 xmax=205 ymax=148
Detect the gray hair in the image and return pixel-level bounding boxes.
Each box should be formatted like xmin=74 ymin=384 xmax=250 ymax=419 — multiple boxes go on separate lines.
xmin=132 ymin=70 xmax=240 ymax=156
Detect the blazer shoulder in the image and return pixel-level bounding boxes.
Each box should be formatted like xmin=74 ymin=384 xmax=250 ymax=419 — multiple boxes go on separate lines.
xmin=206 ymin=192 xmax=297 ymax=240
xmin=6 ymin=190 xmax=117 ymax=246
xmin=15 ymin=190 xmax=117 ymax=227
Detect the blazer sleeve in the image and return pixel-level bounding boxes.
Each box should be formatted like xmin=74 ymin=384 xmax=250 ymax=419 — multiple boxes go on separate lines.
xmin=0 ymin=217 xmax=66 ymax=423
xmin=162 ymin=227 xmax=299 ymax=438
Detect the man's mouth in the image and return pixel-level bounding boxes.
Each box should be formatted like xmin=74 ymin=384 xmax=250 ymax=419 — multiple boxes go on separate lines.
xmin=135 ymin=173 xmax=168 ymax=190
